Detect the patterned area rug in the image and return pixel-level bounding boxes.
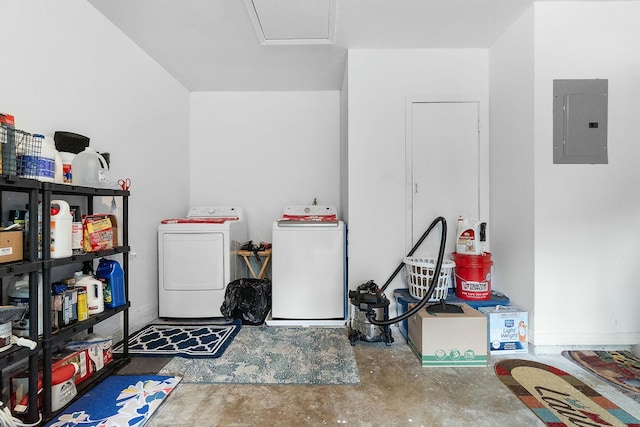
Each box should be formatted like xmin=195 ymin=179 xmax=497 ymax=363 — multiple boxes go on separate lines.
xmin=44 ymin=375 xmax=180 ymax=427
xmin=495 ymin=359 xmax=640 ymax=426
xmin=115 ymin=320 xmax=241 ymax=358
xmin=563 ymin=350 xmax=640 ymax=403
xmin=159 ymin=325 xmax=360 ymax=385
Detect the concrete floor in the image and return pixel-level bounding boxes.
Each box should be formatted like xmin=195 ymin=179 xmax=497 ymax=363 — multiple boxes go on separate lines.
xmin=117 ymin=327 xmax=640 ymax=427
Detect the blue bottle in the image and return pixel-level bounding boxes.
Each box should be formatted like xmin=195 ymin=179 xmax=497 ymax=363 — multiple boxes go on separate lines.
xmin=96 ymin=259 xmax=126 ymax=308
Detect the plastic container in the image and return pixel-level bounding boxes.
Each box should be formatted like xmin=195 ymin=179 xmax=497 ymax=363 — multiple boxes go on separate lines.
xmin=96 ymin=259 xmax=126 ymax=308
xmin=36 ymin=134 xmax=56 ymax=183
xmin=70 ymin=205 xmax=83 ymax=255
xmin=452 ymin=252 xmax=493 ymax=300
xmin=74 ymin=272 xmax=104 ymax=315
xmin=403 ymin=257 xmax=455 ymax=302
xmin=72 ymin=147 xmax=110 ymax=188
xmin=8 ymin=274 xmax=43 ymax=337
xmin=456 ymin=216 xmax=486 ymax=255
xmin=59 ymin=151 xmax=75 ymax=184
xmin=50 ymin=200 xmax=72 ymax=259
xmin=53 ymin=142 xmax=64 ymax=184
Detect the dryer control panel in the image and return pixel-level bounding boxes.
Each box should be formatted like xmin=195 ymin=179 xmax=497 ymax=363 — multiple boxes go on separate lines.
xmin=187 ymin=206 xmax=243 ymax=218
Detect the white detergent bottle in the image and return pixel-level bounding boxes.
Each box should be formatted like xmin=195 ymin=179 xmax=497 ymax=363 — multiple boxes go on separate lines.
xmin=74 ymin=271 xmax=104 ymax=315
xmin=50 ymin=200 xmax=73 ymax=259
xmin=35 ymin=134 xmax=56 ymax=183
xmin=456 ymin=216 xmax=486 ymax=255
xmin=49 ymin=135 xmax=64 ymax=184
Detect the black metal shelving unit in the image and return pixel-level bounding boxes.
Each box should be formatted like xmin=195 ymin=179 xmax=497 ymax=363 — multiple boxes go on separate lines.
xmin=0 ymin=176 xmax=131 ymax=424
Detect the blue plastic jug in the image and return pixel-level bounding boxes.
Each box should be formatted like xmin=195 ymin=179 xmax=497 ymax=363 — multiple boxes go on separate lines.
xmin=96 ymin=259 xmax=126 ymax=308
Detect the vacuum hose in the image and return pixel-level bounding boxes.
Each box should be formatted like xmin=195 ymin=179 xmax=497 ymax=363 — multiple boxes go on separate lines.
xmin=359 ymin=216 xmax=447 ymax=326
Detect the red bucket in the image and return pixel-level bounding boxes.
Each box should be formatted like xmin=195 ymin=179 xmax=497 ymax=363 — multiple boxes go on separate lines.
xmin=452 ymin=252 xmax=493 ymax=300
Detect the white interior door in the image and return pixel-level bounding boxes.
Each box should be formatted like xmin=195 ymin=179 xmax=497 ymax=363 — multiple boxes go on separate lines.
xmin=407 ymin=101 xmax=480 ymax=258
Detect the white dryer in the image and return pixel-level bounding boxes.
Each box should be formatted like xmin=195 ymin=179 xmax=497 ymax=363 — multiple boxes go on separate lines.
xmin=268 ymin=206 xmax=346 ymax=327
xmin=158 ymin=207 xmax=247 ymax=318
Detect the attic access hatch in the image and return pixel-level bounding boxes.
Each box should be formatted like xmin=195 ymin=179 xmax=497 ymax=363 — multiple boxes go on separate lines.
xmin=244 ymin=0 xmax=337 ymax=45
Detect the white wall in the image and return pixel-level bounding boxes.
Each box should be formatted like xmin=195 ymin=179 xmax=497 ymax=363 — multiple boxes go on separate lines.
xmin=532 ymin=1 xmax=640 ymax=346
xmin=0 ymin=0 xmax=190 ymax=338
xmin=189 ymin=91 xmax=341 ymax=243
xmin=346 ymin=49 xmax=490 ymax=308
xmin=489 ymin=9 xmax=536 ymax=335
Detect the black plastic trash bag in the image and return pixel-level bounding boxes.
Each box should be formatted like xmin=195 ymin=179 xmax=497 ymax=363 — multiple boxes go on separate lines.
xmin=220 ymin=278 xmax=272 ymax=325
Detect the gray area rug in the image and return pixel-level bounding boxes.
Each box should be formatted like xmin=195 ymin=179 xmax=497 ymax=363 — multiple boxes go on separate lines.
xmin=158 ymin=325 xmax=360 ymax=385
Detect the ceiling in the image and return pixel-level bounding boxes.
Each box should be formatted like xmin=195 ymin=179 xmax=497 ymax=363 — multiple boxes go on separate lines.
xmin=87 ymin=0 xmax=534 ymax=92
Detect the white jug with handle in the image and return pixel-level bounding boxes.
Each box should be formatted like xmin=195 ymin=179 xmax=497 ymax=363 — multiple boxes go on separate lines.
xmin=71 ymin=147 xmax=110 ymax=188
xmin=50 ymin=200 xmax=72 ymax=259
xmin=456 ymin=216 xmax=487 ymax=255
xmin=74 ymin=271 xmax=104 ymax=315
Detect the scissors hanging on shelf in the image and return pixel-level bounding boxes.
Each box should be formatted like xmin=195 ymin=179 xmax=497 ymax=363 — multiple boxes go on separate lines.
xmin=118 ymin=178 xmax=131 ymax=191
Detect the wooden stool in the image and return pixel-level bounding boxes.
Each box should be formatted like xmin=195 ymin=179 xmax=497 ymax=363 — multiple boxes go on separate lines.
xmin=237 ymin=248 xmax=272 ymax=279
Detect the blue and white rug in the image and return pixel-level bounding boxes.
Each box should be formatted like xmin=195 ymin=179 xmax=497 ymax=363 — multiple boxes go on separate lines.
xmin=159 ymin=325 xmax=360 ymax=385
xmin=45 ymin=375 xmax=180 ymax=427
xmin=116 ymin=320 xmax=241 ymax=358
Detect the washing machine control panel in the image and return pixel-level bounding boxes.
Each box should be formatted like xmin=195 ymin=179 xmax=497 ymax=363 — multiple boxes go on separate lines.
xmin=282 ymin=206 xmax=337 ymax=216
xmin=187 ymin=206 xmax=243 ymax=218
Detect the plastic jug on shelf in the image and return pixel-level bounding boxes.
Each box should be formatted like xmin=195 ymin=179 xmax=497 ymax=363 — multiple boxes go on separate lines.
xmin=456 ymin=216 xmax=487 ymax=255
xmin=96 ymin=259 xmax=126 ymax=308
xmin=72 ymin=147 xmax=110 ymax=188
xmin=74 ymin=271 xmax=104 ymax=315
xmin=51 ymin=200 xmax=72 ymax=259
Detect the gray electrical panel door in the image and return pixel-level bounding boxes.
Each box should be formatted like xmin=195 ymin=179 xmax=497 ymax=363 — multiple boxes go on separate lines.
xmin=553 ymin=79 xmax=608 ymax=164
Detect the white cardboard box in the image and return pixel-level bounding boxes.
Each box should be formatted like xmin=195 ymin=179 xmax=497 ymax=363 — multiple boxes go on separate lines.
xmin=408 ymin=303 xmax=487 ymax=367
xmin=478 ymin=305 xmax=528 ymax=355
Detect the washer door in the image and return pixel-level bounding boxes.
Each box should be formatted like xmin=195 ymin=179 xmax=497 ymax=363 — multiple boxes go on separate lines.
xmin=161 ymin=231 xmax=225 ymax=291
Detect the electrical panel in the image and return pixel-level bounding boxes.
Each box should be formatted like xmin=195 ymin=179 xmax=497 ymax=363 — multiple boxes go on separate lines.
xmin=553 ymin=79 xmax=608 ymax=164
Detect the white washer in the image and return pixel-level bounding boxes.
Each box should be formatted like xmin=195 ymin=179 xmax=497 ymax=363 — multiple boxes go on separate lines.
xmin=268 ymin=206 xmax=346 ymax=327
xmin=158 ymin=207 xmax=247 ymax=318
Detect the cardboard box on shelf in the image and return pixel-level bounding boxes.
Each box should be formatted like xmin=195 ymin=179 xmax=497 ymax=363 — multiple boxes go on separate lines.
xmin=408 ymin=302 xmax=487 ymax=367
xmin=478 ymin=305 xmax=529 ymax=355
xmin=83 ymin=214 xmax=113 ymax=252
xmin=0 ymin=230 xmax=23 ymax=263
xmin=52 ymin=349 xmax=94 ymax=385
xmin=67 ymin=336 xmax=113 ymax=372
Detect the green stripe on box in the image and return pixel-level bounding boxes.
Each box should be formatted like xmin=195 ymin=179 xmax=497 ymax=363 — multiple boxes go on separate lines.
xmin=408 ymin=339 xmax=487 ymax=367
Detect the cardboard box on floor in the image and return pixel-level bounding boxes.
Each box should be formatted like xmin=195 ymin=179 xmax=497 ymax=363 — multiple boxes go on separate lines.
xmin=407 ymin=302 xmax=487 ymax=367
xmin=478 ymin=305 xmax=529 ymax=355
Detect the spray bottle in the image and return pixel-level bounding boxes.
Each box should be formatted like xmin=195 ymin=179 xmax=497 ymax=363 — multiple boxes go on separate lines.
xmin=456 ymin=216 xmax=487 ymax=255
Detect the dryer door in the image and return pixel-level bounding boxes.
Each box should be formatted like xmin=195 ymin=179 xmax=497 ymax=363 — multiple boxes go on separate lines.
xmin=161 ymin=231 xmax=225 ymax=291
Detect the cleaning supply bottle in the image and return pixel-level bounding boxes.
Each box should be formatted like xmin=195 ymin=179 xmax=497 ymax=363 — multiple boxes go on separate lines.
xmin=50 ymin=200 xmax=73 ymax=259
xmin=60 ymin=152 xmax=75 ymax=184
xmin=49 ymin=135 xmax=64 ymax=184
xmin=35 ymin=134 xmax=56 ymax=183
xmin=456 ymin=216 xmax=487 ymax=255
xmin=96 ymin=258 xmax=126 ymax=308
xmin=74 ymin=271 xmax=104 ymax=315
xmin=70 ymin=205 xmax=84 ymax=255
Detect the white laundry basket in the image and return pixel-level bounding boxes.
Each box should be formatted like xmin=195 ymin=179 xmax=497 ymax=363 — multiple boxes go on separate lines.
xmin=403 ymin=257 xmax=455 ymax=302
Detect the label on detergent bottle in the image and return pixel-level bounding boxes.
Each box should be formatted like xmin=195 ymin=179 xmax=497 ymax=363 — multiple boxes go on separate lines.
xmin=101 ymin=277 xmax=112 ymax=306
xmin=38 ymin=157 xmax=55 ymax=180
xmin=457 ymin=228 xmax=477 ymax=253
